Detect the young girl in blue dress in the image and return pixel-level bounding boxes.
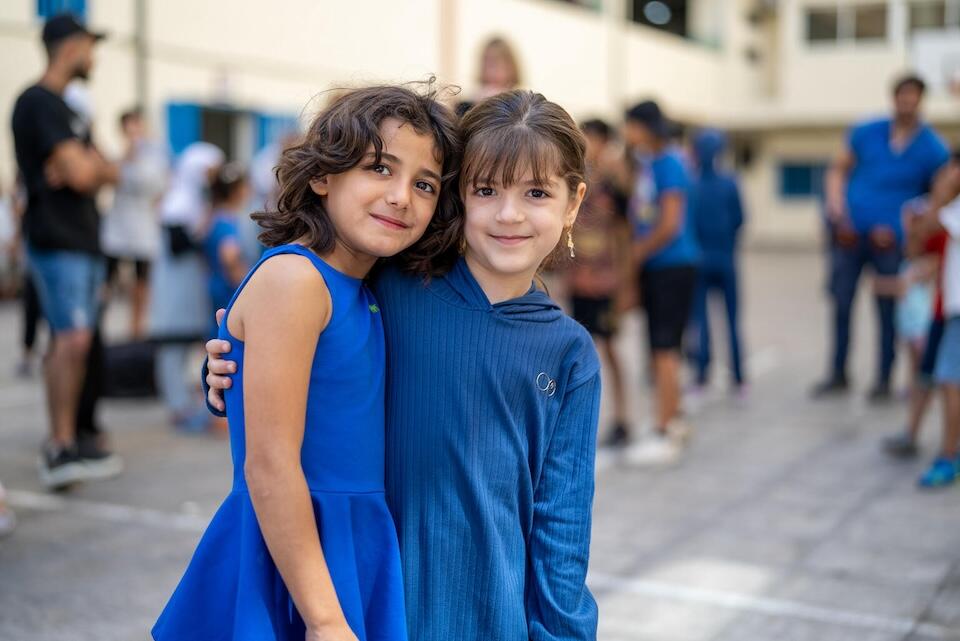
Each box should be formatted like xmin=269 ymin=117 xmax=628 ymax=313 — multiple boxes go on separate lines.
xmin=207 ymin=90 xmax=602 ymax=640
xmin=153 ymin=85 xmax=461 ymax=641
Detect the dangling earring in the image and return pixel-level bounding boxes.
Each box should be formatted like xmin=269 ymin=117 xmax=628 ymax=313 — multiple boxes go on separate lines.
xmin=566 ymin=228 xmax=575 ymax=259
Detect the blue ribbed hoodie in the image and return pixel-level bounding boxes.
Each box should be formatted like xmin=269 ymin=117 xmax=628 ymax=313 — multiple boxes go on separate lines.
xmin=689 ymin=130 xmax=744 ymax=270
xmin=373 ymin=257 xmax=601 ymax=641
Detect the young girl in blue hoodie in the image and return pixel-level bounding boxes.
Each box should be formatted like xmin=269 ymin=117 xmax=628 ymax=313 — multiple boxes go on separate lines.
xmin=206 ymin=90 xmax=601 ymax=641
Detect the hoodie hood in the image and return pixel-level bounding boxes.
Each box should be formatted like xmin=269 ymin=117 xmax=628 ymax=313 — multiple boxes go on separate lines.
xmin=693 ymin=129 xmax=726 ymax=177
xmin=428 ymin=256 xmax=564 ymax=322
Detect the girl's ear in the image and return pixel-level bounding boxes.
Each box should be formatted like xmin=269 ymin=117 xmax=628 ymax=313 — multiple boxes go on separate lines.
xmin=309 ymin=176 xmax=329 ymax=197
xmin=565 ymin=181 xmax=588 ymax=228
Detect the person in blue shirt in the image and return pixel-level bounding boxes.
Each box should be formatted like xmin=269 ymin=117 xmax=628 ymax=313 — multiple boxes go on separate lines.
xmin=202 ymin=162 xmax=250 ymax=339
xmin=204 ymin=90 xmax=601 ymax=641
xmin=689 ymin=129 xmax=747 ymax=396
xmin=815 ymin=74 xmax=949 ymax=401
xmin=617 ymin=100 xmax=701 ymax=465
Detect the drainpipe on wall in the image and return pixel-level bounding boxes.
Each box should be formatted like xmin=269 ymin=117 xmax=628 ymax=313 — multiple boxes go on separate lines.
xmin=134 ymin=0 xmax=148 ymax=113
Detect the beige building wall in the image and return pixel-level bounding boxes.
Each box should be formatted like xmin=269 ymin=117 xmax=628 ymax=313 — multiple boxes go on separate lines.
xmin=2 ymin=0 xmax=958 ymax=247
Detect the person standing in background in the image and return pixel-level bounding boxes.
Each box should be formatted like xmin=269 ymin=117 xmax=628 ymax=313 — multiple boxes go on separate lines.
xmin=815 ymin=74 xmax=949 ymax=402
xmin=149 ymin=142 xmax=224 ymax=432
xmin=915 ymin=153 xmax=960 ymax=488
xmin=101 ymin=107 xmax=168 ymax=338
xmin=570 ymin=119 xmax=632 ymax=444
xmin=456 ymin=36 xmax=523 ymax=116
xmin=620 ymin=100 xmax=701 ymax=464
xmin=11 ymin=13 xmax=121 ymax=489
xmin=688 ymin=129 xmax=747 ymax=398
xmin=203 ymin=163 xmax=250 ymax=339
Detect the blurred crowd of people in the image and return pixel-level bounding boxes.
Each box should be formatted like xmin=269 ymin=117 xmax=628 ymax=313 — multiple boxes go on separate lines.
xmin=1 ymin=15 xmax=959 ymax=530
xmin=464 ymin=37 xmax=960 ymax=483
xmin=1 ymin=15 xmax=280 ymax=499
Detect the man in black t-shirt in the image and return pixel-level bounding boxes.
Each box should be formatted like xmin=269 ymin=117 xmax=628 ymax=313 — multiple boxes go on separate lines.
xmin=11 ymin=14 xmax=120 ymax=489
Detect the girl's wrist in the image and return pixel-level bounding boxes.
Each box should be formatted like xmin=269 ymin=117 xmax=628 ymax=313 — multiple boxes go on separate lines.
xmin=304 ymin=611 xmax=348 ymax=632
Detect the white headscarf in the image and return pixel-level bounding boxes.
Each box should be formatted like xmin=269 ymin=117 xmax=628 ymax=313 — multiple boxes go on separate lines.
xmin=159 ymin=142 xmax=225 ymax=228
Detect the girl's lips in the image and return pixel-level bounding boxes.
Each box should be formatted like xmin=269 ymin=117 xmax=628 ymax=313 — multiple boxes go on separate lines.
xmin=490 ymin=235 xmax=532 ymax=246
xmin=370 ymin=213 xmax=409 ymax=230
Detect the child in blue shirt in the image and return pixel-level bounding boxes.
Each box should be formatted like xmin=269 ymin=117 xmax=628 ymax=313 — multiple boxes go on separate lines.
xmin=619 ymin=100 xmax=700 ymax=464
xmin=203 ymin=163 xmax=250 ymax=337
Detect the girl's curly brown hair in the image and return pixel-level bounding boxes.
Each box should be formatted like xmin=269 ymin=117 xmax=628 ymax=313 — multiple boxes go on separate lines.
xmin=253 ymin=82 xmax=462 ymax=275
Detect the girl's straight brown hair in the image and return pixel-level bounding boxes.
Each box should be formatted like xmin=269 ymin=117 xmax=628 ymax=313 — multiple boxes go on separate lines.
xmin=411 ymin=90 xmax=587 ymax=275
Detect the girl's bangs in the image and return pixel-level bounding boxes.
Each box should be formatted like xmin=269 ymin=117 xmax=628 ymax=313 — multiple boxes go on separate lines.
xmin=461 ymin=126 xmax=563 ymax=190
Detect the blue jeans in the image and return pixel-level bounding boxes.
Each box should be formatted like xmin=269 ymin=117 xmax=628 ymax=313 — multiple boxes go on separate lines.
xmin=828 ymin=236 xmax=902 ymax=384
xmin=934 ymin=317 xmax=960 ymax=385
xmin=692 ymin=260 xmax=744 ymax=385
xmin=26 ymin=247 xmax=105 ymax=333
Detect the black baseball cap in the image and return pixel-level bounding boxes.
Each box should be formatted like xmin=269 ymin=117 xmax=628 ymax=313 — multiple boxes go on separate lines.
xmin=42 ymin=13 xmax=106 ymax=47
xmin=625 ymin=100 xmax=671 ymax=139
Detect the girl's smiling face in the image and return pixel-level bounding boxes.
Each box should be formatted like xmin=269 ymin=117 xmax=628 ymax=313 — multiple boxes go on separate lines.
xmin=462 ymin=168 xmax=586 ymax=291
xmin=310 ymin=118 xmax=442 ymax=272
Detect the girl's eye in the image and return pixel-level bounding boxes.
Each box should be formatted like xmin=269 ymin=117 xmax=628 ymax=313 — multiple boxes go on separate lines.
xmin=527 ymin=188 xmax=549 ymax=199
xmin=475 ymin=187 xmax=495 ymax=197
xmin=415 ymin=180 xmax=436 ymax=194
xmin=371 ymin=164 xmax=391 ymax=176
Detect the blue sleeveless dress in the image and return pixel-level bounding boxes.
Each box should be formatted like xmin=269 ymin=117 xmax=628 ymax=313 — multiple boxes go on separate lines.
xmin=153 ymin=244 xmax=407 ymax=641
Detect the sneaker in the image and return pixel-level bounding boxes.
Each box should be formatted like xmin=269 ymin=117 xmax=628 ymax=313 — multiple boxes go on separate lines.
xmin=0 ymin=483 xmax=15 ymax=538
xmin=624 ymin=431 xmax=682 ymax=467
xmin=77 ymin=435 xmax=124 ymax=481
xmin=37 ymin=442 xmax=87 ymax=490
xmin=811 ymin=376 xmax=849 ymax=399
xmin=14 ymin=359 xmax=34 ymax=379
xmin=867 ymin=382 xmax=893 ymax=404
xmin=665 ymin=419 xmax=693 ymax=445
xmin=881 ymin=432 xmax=918 ymax=459
xmin=732 ymin=383 xmax=750 ymax=405
xmin=603 ymin=423 xmax=631 ymax=449
xmin=918 ymin=457 xmax=957 ymax=489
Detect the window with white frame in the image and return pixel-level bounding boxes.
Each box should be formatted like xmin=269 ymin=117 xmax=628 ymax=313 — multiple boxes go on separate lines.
xmin=908 ymin=0 xmax=960 ymax=35
xmin=804 ymin=3 xmax=889 ymax=44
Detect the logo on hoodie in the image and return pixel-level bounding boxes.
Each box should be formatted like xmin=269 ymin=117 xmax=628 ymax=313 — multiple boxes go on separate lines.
xmin=536 ymin=372 xmax=557 ymax=397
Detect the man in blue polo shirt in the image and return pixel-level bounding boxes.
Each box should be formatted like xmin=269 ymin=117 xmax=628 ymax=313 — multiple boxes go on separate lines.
xmin=814 ymin=75 xmax=949 ymax=401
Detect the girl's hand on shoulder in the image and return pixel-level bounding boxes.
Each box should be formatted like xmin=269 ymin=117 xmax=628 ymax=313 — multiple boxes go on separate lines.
xmin=205 ymin=309 xmax=235 ymax=411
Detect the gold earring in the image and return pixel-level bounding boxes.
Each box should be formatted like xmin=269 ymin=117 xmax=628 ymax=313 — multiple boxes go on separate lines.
xmin=567 ymin=228 xmax=575 ymax=259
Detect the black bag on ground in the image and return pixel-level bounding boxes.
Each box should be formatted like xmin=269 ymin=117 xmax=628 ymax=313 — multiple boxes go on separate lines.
xmin=102 ymin=340 xmax=158 ymax=398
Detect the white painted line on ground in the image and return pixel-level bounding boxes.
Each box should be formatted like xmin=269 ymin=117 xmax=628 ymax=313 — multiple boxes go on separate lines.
xmin=7 ymin=489 xmax=209 ymax=533
xmin=589 ymin=572 xmax=957 ymax=640
xmin=10 ymin=488 xmax=954 ymax=639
